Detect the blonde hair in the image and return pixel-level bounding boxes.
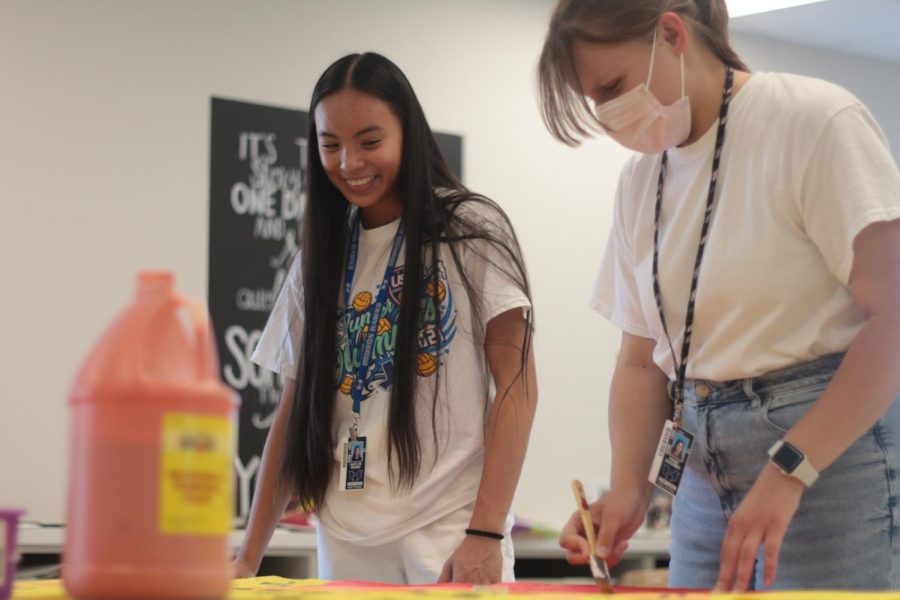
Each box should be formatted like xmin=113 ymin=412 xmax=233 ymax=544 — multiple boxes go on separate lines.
xmin=537 ymin=0 xmax=749 ymax=146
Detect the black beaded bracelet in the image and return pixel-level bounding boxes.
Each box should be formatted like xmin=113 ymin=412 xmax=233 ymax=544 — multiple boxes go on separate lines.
xmin=465 ymin=528 xmax=504 ymax=541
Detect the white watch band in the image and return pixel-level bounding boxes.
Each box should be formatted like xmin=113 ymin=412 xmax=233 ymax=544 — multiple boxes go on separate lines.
xmin=768 ymin=440 xmax=819 ymax=487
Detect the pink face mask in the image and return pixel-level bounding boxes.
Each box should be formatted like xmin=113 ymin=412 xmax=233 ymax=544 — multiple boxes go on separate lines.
xmin=593 ymin=29 xmax=691 ymax=154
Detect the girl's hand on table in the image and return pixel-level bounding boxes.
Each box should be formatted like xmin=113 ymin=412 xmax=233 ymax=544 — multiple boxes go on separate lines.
xmin=438 ymin=535 xmax=503 ymax=584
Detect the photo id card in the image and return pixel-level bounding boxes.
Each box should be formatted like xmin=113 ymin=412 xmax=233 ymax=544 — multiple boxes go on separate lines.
xmin=339 ymin=436 xmax=367 ymax=492
xmin=648 ymin=420 xmax=694 ymax=496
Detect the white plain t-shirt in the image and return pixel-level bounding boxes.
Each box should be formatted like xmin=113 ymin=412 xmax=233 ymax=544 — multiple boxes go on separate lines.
xmin=592 ymin=72 xmax=900 ymax=381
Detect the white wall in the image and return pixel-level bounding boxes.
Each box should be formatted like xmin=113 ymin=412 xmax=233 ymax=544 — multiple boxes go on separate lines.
xmin=0 ymin=0 xmax=629 ymax=528
xmin=732 ymin=31 xmax=900 ymax=150
xmin=2 ymin=1 xmax=898 ymax=532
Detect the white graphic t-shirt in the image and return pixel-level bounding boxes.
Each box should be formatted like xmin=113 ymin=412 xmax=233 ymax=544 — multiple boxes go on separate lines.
xmin=252 ymin=200 xmax=530 ymax=545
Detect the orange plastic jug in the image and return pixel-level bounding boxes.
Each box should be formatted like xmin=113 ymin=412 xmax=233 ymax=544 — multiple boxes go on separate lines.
xmin=63 ymin=272 xmax=238 ymax=600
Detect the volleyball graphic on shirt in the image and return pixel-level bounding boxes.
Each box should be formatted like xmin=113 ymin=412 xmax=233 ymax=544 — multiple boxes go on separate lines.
xmin=377 ymin=317 xmax=391 ymax=335
xmin=339 ymin=375 xmax=354 ymax=395
xmin=426 ymin=279 xmax=447 ymax=304
xmin=415 ymin=352 xmax=438 ymax=376
xmin=352 ymin=291 xmax=373 ymax=312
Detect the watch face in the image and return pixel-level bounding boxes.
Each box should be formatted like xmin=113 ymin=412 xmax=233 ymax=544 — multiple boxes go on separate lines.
xmin=773 ymin=443 xmax=804 ymax=472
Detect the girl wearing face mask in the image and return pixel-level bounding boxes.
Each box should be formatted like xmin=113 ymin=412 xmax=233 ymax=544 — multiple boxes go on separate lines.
xmin=538 ymin=0 xmax=900 ymax=593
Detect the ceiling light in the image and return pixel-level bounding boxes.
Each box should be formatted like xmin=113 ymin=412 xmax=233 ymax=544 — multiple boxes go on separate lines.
xmin=727 ymin=0 xmax=828 ymax=18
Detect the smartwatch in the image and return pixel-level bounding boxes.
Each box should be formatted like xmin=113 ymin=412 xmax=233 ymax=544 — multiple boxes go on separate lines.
xmin=767 ymin=440 xmax=818 ymax=487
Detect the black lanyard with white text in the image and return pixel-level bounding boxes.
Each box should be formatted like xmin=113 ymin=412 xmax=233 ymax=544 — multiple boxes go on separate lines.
xmin=648 ymin=66 xmax=734 ymax=496
xmin=653 ymin=66 xmax=734 ymax=426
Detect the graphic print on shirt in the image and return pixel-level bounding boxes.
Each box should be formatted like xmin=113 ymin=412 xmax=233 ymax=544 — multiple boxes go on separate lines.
xmin=335 ymin=261 xmax=457 ymax=401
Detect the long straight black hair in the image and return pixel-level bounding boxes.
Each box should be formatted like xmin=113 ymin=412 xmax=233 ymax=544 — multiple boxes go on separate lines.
xmin=281 ymin=52 xmax=533 ymax=510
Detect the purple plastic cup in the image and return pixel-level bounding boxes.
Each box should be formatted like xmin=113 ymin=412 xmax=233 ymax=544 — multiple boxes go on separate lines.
xmin=0 ymin=509 xmax=24 ymax=600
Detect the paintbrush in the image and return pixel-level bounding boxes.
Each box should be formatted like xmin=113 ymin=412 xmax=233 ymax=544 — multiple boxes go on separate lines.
xmin=572 ymin=480 xmax=615 ymax=594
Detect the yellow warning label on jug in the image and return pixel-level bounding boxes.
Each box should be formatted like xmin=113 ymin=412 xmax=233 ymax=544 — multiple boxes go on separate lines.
xmin=159 ymin=413 xmax=234 ymax=535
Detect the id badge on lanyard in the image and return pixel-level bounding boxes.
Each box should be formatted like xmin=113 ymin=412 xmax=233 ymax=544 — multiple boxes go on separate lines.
xmin=338 ymin=214 xmax=404 ymax=493
xmin=340 ymin=436 xmax=367 ymax=491
xmin=647 ymin=67 xmax=734 ymax=497
xmin=648 ymin=419 xmax=694 ymax=496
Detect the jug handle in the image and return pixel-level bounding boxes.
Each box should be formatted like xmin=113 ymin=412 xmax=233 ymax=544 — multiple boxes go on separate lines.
xmin=170 ymin=293 xmax=218 ymax=380
xmin=134 ymin=294 xmax=218 ymax=383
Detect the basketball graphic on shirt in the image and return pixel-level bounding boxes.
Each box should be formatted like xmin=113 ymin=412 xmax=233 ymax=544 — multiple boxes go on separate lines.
xmin=352 ymin=291 xmax=373 ymax=312
xmin=416 ymin=352 xmax=438 ymax=377
xmin=377 ymin=317 xmax=391 ymax=335
xmin=427 ymin=279 xmax=446 ymax=304
xmin=339 ymin=374 xmax=354 ymax=395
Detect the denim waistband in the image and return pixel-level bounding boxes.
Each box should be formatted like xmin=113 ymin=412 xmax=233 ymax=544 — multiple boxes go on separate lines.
xmin=679 ymin=352 xmax=846 ymax=407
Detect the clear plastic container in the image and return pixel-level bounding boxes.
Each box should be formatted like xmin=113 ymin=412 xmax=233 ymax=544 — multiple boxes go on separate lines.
xmin=63 ymin=272 xmax=238 ymax=599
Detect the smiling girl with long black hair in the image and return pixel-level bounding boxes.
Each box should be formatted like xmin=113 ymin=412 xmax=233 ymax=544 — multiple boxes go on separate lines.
xmin=233 ymin=52 xmax=536 ymax=585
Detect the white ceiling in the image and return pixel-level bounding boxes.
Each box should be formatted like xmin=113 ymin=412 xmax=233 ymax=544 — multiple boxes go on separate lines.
xmin=729 ymin=0 xmax=900 ymax=63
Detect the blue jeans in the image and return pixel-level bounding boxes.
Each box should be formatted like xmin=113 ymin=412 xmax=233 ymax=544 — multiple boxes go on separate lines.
xmin=668 ymin=353 xmax=900 ymax=590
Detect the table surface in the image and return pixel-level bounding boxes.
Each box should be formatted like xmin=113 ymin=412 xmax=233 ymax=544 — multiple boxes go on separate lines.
xmin=13 ymin=575 xmax=900 ymax=599
xmin=17 ymin=525 xmax=670 ymax=560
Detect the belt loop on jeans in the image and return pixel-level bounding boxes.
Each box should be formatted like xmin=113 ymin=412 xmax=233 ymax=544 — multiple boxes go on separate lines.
xmin=742 ymin=377 xmax=761 ymax=411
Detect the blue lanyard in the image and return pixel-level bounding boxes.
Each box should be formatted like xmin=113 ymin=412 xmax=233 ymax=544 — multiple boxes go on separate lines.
xmin=343 ymin=213 xmax=405 ymax=426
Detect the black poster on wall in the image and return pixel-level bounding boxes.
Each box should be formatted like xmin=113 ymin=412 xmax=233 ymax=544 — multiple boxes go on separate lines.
xmin=209 ymin=96 xmax=463 ymax=517
xmin=208 ymin=97 xmax=307 ymax=517
xmin=435 ymin=132 xmax=463 ymax=181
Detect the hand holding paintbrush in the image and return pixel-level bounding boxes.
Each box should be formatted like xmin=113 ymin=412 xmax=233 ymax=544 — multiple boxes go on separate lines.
xmin=571 ymin=480 xmax=615 ymax=594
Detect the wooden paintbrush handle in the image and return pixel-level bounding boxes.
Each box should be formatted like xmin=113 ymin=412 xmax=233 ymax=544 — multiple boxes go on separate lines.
xmin=571 ymin=480 xmax=597 ymax=553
